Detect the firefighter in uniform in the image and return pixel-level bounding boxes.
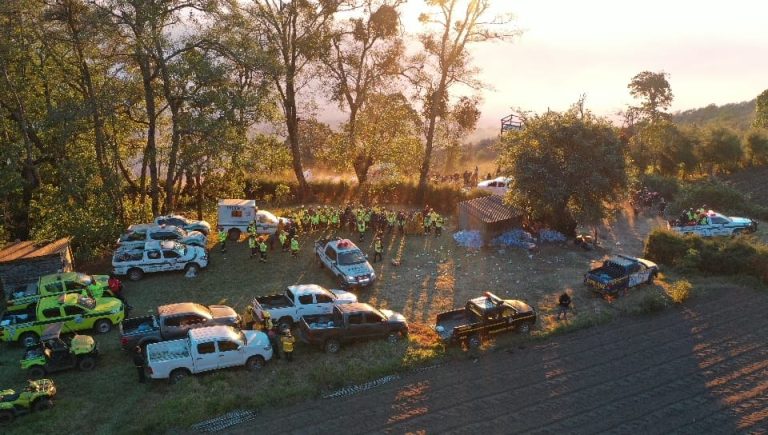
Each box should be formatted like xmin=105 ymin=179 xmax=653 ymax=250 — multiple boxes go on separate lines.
xmin=258 ymin=237 xmax=268 ymax=263
xmin=279 ymin=230 xmax=288 ymax=252
xmin=281 ymin=327 xmax=295 ymax=362
xmin=217 ymin=227 xmax=227 ymax=253
xmin=290 ymin=236 xmax=300 ymax=258
xmin=263 ymin=311 xmax=280 ymax=360
xmin=357 ymin=218 xmax=366 ymax=242
xmin=373 ymin=235 xmax=383 ymax=263
xmin=248 ymin=235 xmax=257 ymax=258
xmin=434 ymin=213 xmax=444 ymax=236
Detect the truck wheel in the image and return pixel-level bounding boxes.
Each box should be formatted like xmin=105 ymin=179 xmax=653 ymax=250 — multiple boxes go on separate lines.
xmin=78 ymin=356 xmax=97 ymax=371
xmin=19 ymin=332 xmax=39 ymax=348
xmin=32 ymin=398 xmax=53 ymax=412
xmin=278 ymin=317 xmax=293 ymax=332
xmin=246 ymin=356 xmax=265 ymax=371
xmin=324 ymin=339 xmax=341 ymax=353
xmin=169 ymin=368 xmax=190 ymax=385
xmin=227 ymin=228 xmax=241 ymax=241
xmin=94 ymin=319 xmax=112 ymax=334
xmin=185 ymin=263 xmax=200 ymax=274
xmin=468 ymin=335 xmax=482 ymax=349
xmin=647 ymin=272 xmax=657 ymax=285
xmin=28 ymin=366 xmax=46 ymax=380
xmin=127 ymin=268 xmax=144 ymax=281
xmin=0 ymin=410 xmax=15 ymax=425
xmin=732 ymin=228 xmax=743 ymax=237
xmin=518 ymin=322 xmax=533 ymax=334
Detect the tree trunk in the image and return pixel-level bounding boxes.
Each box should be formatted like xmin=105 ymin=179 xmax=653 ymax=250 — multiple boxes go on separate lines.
xmin=418 ymin=77 xmax=449 ymax=200
xmin=284 ymin=82 xmax=309 ymax=199
xmin=155 ymin=38 xmax=181 ymax=214
xmin=195 ymin=167 xmax=204 ymax=221
xmin=137 ymin=53 xmax=160 ymax=216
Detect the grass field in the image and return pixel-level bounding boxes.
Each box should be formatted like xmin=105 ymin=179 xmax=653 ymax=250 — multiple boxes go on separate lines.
xmin=0 ymin=211 xmax=710 ymax=434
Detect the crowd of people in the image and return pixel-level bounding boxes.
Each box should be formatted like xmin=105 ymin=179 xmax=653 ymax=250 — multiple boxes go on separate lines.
xmin=429 ymin=166 xmax=502 ymax=187
xmin=674 ymin=206 xmax=711 ymax=226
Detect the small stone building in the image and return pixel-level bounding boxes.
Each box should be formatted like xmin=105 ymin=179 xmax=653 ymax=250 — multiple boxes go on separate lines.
xmin=457 ymin=195 xmax=523 ymax=244
xmin=0 ymin=238 xmax=74 ymax=302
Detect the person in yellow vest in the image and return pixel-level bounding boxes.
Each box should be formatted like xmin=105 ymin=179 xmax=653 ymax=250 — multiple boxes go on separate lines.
xmin=241 ymin=305 xmax=256 ymax=329
xmin=357 ymin=218 xmax=366 ymax=242
xmin=263 ymin=311 xmax=280 ymax=360
xmin=373 ymin=235 xmax=383 ymax=263
xmin=434 ymin=214 xmax=444 ymax=236
xmin=258 ymin=237 xmax=268 ymax=263
xmin=310 ymin=209 xmax=320 ymax=232
xmin=330 ymin=209 xmax=340 ymax=229
xmin=248 ymin=220 xmax=258 ymax=238
xmin=280 ymin=327 xmax=295 ymax=362
xmin=290 ymin=236 xmax=300 ymax=258
xmin=248 ymin=234 xmax=257 ymax=259
xmin=279 ymin=230 xmax=288 ymax=252
xmin=423 ymin=211 xmax=432 ymax=235
xmin=217 ymin=227 xmax=227 ymax=253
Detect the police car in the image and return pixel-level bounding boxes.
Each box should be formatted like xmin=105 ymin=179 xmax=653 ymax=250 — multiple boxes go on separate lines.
xmin=112 ymin=241 xmax=208 ymax=281
xmin=314 ymin=238 xmax=376 ymax=288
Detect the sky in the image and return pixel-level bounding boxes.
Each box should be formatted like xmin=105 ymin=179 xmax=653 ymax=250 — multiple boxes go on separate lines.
xmin=394 ymin=0 xmax=768 ymax=138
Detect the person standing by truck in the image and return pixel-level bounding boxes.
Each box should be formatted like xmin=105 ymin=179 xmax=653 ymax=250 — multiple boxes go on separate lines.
xmin=263 ymin=312 xmax=280 ymax=360
xmin=556 ymin=291 xmax=572 ymax=320
xmin=248 ymin=235 xmax=257 ymax=259
xmin=281 ymin=327 xmax=295 ymax=362
xmin=258 ymin=237 xmax=268 ymax=263
xmin=108 ymin=274 xmax=132 ymax=311
xmin=217 ymin=227 xmax=227 ymax=253
xmin=133 ymin=346 xmax=146 ymax=383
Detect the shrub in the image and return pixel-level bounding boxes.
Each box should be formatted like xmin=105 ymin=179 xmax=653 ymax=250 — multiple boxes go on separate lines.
xmin=639 ymin=174 xmax=680 ymax=200
xmin=667 ymin=279 xmax=693 ymax=304
xmin=671 ymin=180 xmax=768 ymax=220
xmin=643 ymin=229 xmax=689 ymax=266
xmin=274 ymin=184 xmax=292 ymax=204
xmin=634 ymin=290 xmax=668 ymax=314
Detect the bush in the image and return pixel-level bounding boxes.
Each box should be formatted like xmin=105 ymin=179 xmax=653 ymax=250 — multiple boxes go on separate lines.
xmin=670 ymin=180 xmax=768 ymax=220
xmin=667 ymin=279 xmax=692 ymax=303
xmin=639 ymin=174 xmax=680 ymax=200
xmin=634 ymin=291 xmax=668 ymax=314
xmin=644 ymin=229 xmax=768 ymax=284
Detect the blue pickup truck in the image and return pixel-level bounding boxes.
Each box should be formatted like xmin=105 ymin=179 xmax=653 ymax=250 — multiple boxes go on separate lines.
xmin=584 ymin=255 xmax=658 ymax=298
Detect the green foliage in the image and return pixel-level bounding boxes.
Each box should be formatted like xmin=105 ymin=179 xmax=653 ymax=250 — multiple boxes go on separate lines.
xmin=743 ymin=130 xmax=768 ymax=166
xmin=499 ymin=106 xmax=628 ymax=234
xmin=274 ymin=184 xmax=292 ymax=205
xmin=638 ymin=174 xmax=680 ymax=199
xmin=670 ymin=180 xmax=768 ymax=219
xmin=673 ymin=100 xmax=756 ymax=133
xmin=644 ymin=229 xmax=768 ymax=284
xmin=633 ymin=290 xmax=668 ymax=314
xmin=628 ymin=71 xmax=673 ymax=121
xmin=754 ymin=89 xmax=768 ymax=129
xmin=697 ymin=127 xmax=744 ymax=174
xmin=667 ymin=279 xmax=692 ymax=304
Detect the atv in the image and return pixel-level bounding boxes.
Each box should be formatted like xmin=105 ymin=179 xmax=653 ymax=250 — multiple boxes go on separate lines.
xmin=21 ymin=323 xmax=99 ymax=379
xmin=0 ymin=379 xmax=57 ymax=425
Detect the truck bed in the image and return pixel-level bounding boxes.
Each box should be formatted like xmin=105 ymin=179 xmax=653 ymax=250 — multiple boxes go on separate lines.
xmin=587 ymin=265 xmax=624 ymax=282
xmin=146 ymin=339 xmax=190 ymax=363
xmin=435 ymin=309 xmax=475 ymax=340
xmin=255 ymin=294 xmax=293 ymax=309
xmin=121 ymin=316 xmax=159 ymax=336
xmin=302 ymin=313 xmax=341 ymax=329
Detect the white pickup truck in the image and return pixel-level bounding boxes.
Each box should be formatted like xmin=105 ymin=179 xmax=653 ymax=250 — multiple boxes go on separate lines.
xmin=668 ymin=211 xmax=758 ymax=237
xmin=112 ymin=240 xmax=208 ymax=281
xmin=145 ymin=325 xmax=272 ymax=384
xmin=252 ymin=284 xmax=357 ymax=330
xmin=315 ymin=238 xmax=376 ymax=288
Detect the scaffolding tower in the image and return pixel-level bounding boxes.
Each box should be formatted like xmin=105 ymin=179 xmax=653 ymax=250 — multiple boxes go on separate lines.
xmin=500 ymin=113 xmax=523 ymax=134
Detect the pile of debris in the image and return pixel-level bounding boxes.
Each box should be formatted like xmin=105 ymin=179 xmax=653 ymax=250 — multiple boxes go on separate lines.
xmin=452 ymin=231 xmax=483 ymax=249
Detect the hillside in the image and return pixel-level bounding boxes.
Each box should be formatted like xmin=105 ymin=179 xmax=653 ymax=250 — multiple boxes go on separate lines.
xmin=672 ymin=99 xmax=756 ymax=132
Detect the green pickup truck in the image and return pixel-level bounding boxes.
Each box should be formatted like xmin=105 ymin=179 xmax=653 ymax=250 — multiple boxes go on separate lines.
xmin=6 ymin=272 xmax=112 ymax=313
xmin=0 ymin=294 xmax=124 ymax=347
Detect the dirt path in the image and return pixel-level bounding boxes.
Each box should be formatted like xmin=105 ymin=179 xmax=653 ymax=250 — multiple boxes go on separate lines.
xmin=225 ymin=286 xmax=768 ymax=434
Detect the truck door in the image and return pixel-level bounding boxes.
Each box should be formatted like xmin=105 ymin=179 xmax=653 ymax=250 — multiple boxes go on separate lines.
xmin=193 ymin=341 xmax=219 ymax=372
xmin=315 ymin=293 xmax=335 ymax=315
xmin=295 ymin=294 xmax=315 ymax=317
xmin=345 ymin=313 xmax=368 ymax=340
xmin=216 ymin=339 xmax=242 ymax=369
xmin=162 ymin=249 xmax=182 ymax=270
xmin=363 ymin=311 xmax=387 ymax=338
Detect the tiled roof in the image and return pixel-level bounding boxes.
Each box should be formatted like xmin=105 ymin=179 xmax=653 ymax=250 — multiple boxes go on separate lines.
xmin=0 ymin=238 xmax=72 ymax=263
xmin=458 ymin=195 xmax=521 ymax=224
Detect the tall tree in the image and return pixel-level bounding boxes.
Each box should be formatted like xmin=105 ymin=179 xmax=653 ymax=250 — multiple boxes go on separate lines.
xmin=697 ymin=127 xmax=743 ymax=174
xmin=235 ymin=0 xmax=347 ymax=199
xmin=627 ymin=71 xmax=673 ymax=122
xmin=498 ymin=106 xmax=628 ymax=235
xmin=324 ymin=0 xmax=404 ymax=185
xmin=410 ymin=0 xmax=517 ymax=196
xmin=755 ymin=88 xmax=768 ymax=129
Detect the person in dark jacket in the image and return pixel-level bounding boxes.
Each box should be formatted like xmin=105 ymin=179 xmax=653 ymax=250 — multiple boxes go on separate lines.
xmin=133 ymin=346 xmax=146 ymax=383
xmin=556 ymin=292 xmax=572 ymax=320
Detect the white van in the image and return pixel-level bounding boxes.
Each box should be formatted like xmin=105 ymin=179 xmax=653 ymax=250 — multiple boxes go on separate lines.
xmin=217 ymin=199 xmax=256 ymax=241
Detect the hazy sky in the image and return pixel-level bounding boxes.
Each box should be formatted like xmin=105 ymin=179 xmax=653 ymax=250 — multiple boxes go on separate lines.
xmin=398 ymin=0 xmax=768 ymax=136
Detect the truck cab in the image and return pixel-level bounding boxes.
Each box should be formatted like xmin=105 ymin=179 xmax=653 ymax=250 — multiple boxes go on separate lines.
xmin=217 ymin=199 xmax=257 ymax=241
xmin=315 ymin=238 xmax=376 ymax=288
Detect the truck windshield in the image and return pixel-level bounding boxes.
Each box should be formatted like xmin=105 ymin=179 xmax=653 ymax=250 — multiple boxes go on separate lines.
xmin=338 ymin=250 xmax=366 ymax=265
xmin=75 ymin=274 xmax=94 ymax=286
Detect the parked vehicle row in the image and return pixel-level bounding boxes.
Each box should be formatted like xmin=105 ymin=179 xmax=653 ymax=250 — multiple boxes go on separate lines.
xmin=112 ymin=240 xmax=208 ymax=281
xmin=6 ymin=272 xmax=113 ymax=313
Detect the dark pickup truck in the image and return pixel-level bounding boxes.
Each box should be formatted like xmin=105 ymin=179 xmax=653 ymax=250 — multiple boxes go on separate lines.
xmin=435 ymin=292 xmax=536 ymax=347
xmin=299 ymin=303 xmax=408 ymax=353
xmin=584 ymin=255 xmax=658 ymax=298
xmin=119 ymin=302 xmax=239 ymax=350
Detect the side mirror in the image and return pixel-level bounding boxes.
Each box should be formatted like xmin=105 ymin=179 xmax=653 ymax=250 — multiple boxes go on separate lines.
xmin=331 ymin=261 xmax=336 ymax=266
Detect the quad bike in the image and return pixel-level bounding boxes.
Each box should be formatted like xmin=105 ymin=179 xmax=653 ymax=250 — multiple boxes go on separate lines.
xmin=0 ymin=379 xmax=57 ymax=425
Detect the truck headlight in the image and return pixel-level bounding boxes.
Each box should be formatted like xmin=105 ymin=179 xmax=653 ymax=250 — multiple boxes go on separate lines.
xmin=346 ymin=275 xmax=356 ymax=282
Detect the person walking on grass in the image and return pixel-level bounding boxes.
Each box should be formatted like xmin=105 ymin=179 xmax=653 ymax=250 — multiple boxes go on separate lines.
xmin=258 ymin=237 xmax=268 ymax=263
xmin=290 ymin=236 xmax=300 ymax=258
xmin=373 ymin=235 xmax=383 ymax=263
xmin=217 ymin=227 xmax=227 ymax=253
xmin=556 ymin=291 xmax=572 ymax=320
xmin=248 ymin=235 xmax=257 ymax=259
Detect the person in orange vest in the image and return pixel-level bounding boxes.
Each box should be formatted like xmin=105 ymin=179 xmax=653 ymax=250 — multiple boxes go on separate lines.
xmin=280 ymin=327 xmax=295 ymax=362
